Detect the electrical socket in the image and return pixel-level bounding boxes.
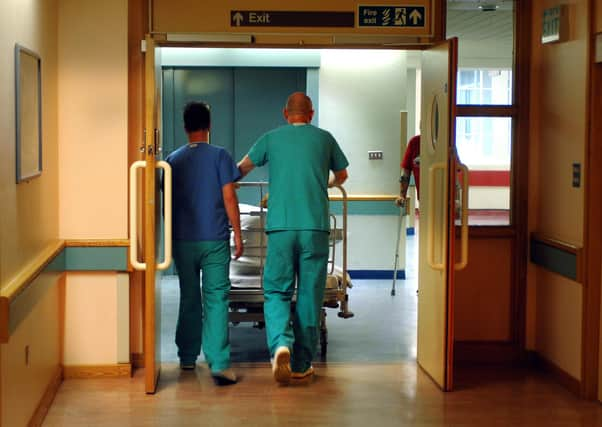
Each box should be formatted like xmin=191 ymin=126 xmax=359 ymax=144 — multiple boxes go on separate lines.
xmin=368 ymin=150 xmax=383 ymax=160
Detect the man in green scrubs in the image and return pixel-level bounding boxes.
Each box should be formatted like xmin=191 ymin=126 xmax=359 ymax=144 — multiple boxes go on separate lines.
xmin=166 ymin=102 xmax=243 ymax=386
xmin=238 ymin=92 xmax=349 ymax=384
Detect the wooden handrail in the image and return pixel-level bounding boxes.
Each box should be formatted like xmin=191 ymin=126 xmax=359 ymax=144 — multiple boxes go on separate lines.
xmin=531 ymin=232 xmax=583 ymax=283
xmin=1 ymin=240 xmax=65 ymax=303
xmin=65 ymin=239 xmax=129 ymax=247
xmin=531 ymin=232 xmax=581 ymax=255
xmin=0 ymin=240 xmax=65 ymax=343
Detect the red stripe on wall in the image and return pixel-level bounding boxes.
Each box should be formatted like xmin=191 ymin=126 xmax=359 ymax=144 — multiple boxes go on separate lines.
xmin=468 ymin=170 xmax=510 ymax=187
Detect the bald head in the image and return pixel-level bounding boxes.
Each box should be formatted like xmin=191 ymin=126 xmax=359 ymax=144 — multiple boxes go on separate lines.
xmin=284 ymin=92 xmax=314 ymax=124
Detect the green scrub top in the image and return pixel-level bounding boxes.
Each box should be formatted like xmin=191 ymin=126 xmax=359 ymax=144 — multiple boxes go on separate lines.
xmin=248 ymin=123 xmax=349 ymax=232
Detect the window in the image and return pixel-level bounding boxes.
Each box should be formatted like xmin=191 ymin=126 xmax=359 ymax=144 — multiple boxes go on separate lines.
xmin=458 ymin=69 xmax=512 ymax=105
xmin=456 ymin=117 xmax=512 ymax=225
xmin=448 ymin=1 xmax=515 ymax=226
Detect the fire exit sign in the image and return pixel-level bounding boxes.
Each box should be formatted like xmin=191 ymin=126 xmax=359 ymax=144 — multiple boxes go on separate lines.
xmin=358 ymin=5 xmax=425 ymax=28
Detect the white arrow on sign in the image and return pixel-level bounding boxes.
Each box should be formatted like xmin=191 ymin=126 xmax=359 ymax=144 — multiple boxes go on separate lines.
xmin=409 ymin=9 xmax=422 ymax=25
xmin=233 ymin=12 xmax=244 ymax=26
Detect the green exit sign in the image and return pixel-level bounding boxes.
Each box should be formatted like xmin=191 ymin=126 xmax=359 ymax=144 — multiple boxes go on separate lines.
xmin=542 ymin=5 xmax=567 ymax=44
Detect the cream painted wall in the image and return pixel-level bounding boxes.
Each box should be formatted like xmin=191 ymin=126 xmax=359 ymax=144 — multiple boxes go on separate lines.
xmin=319 ymin=50 xmax=408 ymax=272
xmin=533 ymin=0 xmax=587 ymax=245
xmin=0 ymin=0 xmax=62 ymax=425
xmin=58 ymin=0 xmax=128 ymax=239
xmin=528 ymin=0 xmax=589 ymax=377
xmin=536 ymin=271 xmax=583 ymax=380
xmin=54 ymin=0 xmax=129 ymax=367
xmin=1 ymin=281 xmax=61 ymax=427
xmin=333 ymin=215 xmax=406 ymax=271
xmin=0 ymin=0 xmax=59 ymax=288
xmin=63 ymin=272 xmax=124 ymax=365
xmin=320 ymin=49 xmax=407 ymax=196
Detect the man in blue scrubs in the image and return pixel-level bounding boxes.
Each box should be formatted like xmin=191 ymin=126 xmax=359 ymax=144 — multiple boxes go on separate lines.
xmin=166 ymin=102 xmax=243 ymax=385
xmin=238 ymin=92 xmax=349 ymax=384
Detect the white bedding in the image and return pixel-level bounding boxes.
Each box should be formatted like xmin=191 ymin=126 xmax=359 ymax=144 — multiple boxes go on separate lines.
xmin=230 ymin=203 xmax=266 ymax=275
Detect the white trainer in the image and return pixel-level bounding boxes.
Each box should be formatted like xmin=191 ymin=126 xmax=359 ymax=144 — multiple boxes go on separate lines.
xmin=272 ymin=346 xmax=291 ymax=384
xmin=291 ymin=365 xmax=314 ymax=382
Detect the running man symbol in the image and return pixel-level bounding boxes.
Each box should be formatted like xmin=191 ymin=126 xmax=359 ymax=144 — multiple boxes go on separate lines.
xmin=383 ymin=8 xmax=391 ymax=26
xmin=394 ymin=8 xmax=406 ymax=26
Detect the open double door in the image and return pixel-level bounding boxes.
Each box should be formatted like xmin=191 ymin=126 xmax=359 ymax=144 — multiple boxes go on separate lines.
xmin=131 ymin=36 xmax=466 ymax=393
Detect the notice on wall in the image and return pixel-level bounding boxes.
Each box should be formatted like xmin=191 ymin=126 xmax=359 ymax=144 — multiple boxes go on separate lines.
xmin=541 ymin=6 xmax=568 ymax=44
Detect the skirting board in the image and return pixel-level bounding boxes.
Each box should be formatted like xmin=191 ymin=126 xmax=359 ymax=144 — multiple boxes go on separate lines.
xmin=454 ymin=341 xmax=523 ymax=365
xmin=527 ymin=351 xmax=581 ymax=396
xmin=28 ymin=365 xmax=63 ymax=427
xmin=63 ymin=363 xmax=132 ymax=379
xmin=348 ymin=270 xmax=405 ymax=280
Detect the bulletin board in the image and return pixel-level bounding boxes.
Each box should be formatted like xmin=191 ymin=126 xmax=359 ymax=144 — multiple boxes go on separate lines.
xmin=15 ymin=44 xmax=42 ymax=183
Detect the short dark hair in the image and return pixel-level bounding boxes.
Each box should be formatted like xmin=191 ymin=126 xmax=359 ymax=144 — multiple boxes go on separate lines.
xmin=183 ymin=102 xmax=210 ymax=133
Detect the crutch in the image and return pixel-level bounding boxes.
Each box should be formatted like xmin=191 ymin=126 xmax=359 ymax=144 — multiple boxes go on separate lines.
xmin=391 ymin=200 xmax=405 ymax=296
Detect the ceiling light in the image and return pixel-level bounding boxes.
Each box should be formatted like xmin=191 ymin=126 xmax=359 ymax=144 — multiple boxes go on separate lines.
xmin=478 ymin=4 xmax=499 ymax=11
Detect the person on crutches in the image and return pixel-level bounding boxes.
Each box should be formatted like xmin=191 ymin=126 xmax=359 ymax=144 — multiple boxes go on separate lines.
xmin=392 ymin=135 xmax=420 ymax=296
xmin=395 ymin=134 xmax=420 ymax=207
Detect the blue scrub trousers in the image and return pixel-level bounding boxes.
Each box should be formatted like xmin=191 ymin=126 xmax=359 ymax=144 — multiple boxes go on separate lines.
xmin=263 ymin=230 xmax=329 ymax=373
xmin=172 ymin=240 xmax=231 ymax=373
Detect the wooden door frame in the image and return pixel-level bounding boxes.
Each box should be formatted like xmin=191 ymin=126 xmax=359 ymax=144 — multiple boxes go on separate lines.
xmin=127 ymin=0 xmax=450 ymax=373
xmin=581 ymin=0 xmax=602 ymax=400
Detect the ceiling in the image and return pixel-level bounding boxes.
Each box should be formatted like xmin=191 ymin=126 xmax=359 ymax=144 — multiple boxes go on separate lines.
xmin=447 ymin=0 xmax=514 ymax=11
xmin=447 ymin=1 xmax=514 ymax=42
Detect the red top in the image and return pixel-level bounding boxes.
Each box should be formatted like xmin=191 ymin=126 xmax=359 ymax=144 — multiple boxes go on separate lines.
xmin=401 ymin=135 xmax=420 ymax=198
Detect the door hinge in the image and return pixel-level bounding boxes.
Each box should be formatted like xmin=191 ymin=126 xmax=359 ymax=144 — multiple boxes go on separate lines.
xmin=141 ymin=40 xmax=147 ymax=53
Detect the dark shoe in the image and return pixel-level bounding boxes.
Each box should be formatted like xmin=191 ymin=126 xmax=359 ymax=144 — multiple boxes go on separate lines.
xmin=180 ymin=361 xmax=196 ymax=370
xmin=272 ymin=346 xmax=291 ymax=384
xmin=212 ymin=368 xmax=238 ymax=386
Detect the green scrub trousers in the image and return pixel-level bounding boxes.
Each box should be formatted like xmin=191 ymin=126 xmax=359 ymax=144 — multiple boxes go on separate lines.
xmin=263 ymin=230 xmax=329 ymax=373
xmin=173 ymin=240 xmax=231 ymax=373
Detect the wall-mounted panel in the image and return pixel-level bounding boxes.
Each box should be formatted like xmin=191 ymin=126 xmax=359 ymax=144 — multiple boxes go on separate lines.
xmin=454 ymin=237 xmax=512 ymax=341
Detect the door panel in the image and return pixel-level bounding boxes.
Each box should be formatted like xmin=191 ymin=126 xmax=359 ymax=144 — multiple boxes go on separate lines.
xmin=174 ymin=68 xmax=235 ymax=153
xmin=161 ymin=66 xmax=306 ymax=205
xmin=234 ymin=67 xmax=306 ymax=203
xmin=143 ymin=36 xmax=165 ymax=394
xmin=417 ymin=38 xmax=458 ymax=391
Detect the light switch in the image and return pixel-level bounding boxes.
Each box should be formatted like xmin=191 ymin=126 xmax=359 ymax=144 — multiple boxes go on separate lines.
xmin=572 ymin=163 xmax=581 ymax=188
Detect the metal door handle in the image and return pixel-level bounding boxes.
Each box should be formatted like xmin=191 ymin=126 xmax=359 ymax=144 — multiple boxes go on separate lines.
xmin=129 ymin=160 xmax=147 ymax=270
xmin=156 ymin=161 xmax=172 ymax=270
xmin=454 ymin=162 xmax=469 ymax=270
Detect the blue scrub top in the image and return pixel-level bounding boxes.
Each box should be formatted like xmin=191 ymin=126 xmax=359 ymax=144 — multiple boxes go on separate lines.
xmin=166 ymin=143 xmax=241 ymax=241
